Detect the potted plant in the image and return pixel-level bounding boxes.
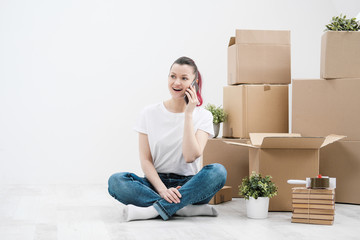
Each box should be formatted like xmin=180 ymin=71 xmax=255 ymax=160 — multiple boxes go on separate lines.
xmin=321 ymin=14 xmax=360 ymax=79
xmin=239 ymin=171 xmax=278 ymax=219
xmin=325 ymin=14 xmax=360 ymax=31
xmin=204 ymin=104 xmax=227 ymax=138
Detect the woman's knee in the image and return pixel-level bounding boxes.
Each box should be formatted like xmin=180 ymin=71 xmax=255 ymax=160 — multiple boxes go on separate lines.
xmin=108 ymin=172 xmax=128 ymax=197
xmin=204 ymin=163 xmax=227 ymax=185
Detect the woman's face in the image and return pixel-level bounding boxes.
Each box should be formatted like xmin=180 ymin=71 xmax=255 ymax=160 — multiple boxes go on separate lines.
xmin=168 ymin=63 xmax=196 ymax=100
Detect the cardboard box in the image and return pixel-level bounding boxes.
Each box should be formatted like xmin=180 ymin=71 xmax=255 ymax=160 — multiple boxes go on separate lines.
xmin=223 ymin=85 xmax=289 ymax=138
xmin=202 ymin=138 xmax=248 ymax=198
xmin=320 ymin=31 xmax=360 ymax=79
xmin=224 ymin=133 xmax=345 ymax=211
xmin=228 ymin=29 xmax=291 ymax=84
xmin=292 ymin=78 xmax=360 ymax=141
xmin=209 ymin=186 xmax=232 ymax=205
xmin=320 ymin=141 xmax=360 ymax=204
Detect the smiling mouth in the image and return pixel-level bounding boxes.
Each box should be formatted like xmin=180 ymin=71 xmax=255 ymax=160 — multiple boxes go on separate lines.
xmin=172 ymin=88 xmax=182 ymax=92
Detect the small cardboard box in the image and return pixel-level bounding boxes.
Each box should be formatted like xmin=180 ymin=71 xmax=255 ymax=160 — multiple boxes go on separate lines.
xmin=225 ymin=133 xmax=345 ymax=211
xmin=292 ymin=78 xmax=360 ymax=141
xmin=320 ymin=141 xmax=360 ymax=204
xmin=202 ymin=138 xmax=248 ymax=198
xmin=223 ymin=85 xmax=288 ymax=138
xmin=209 ymin=186 xmax=232 ymax=205
xmin=228 ymin=29 xmax=291 ymax=85
xmin=321 ymin=31 xmax=360 ymax=79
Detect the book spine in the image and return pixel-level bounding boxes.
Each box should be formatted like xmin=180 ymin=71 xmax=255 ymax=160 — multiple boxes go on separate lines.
xmin=292 ymin=188 xmax=335 ymax=195
xmin=292 ymin=199 xmax=334 ymax=204
xmin=292 ymin=213 xmax=334 ymax=220
xmin=292 ymin=203 xmax=335 ymax=210
xmin=293 ymin=208 xmax=335 ymax=215
xmin=292 ymin=193 xmax=334 ymax=200
xmin=291 ymin=218 xmax=333 ymax=225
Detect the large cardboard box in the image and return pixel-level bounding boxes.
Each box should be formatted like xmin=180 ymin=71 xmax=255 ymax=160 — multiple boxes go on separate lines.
xmin=209 ymin=186 xmax=232 ymax=205
xmin=202 ymin=138 xmax=249 ymax=198
xmin=228 ymin=29 xmax=291 ymax=85
xmin=292 ymin=78 xmax=360 ymax=141
xmin=320 ymin=31 xmax=360 ymax=79
xmin=225 ymin=133 xmax=345 ymax=211
xmin=223 ymin=85 xmax=288 ymax=138
xmin=320 ymin=141 xmax=360 ymax=204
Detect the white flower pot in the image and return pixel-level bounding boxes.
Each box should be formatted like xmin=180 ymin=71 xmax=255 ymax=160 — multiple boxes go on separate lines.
xmin=213 ymin=123 xmax=220 ymax=138
xmin=245 ymin=197 xmax=269 ymax=219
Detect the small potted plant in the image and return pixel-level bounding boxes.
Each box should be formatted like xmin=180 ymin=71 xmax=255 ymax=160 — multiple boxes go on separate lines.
xmin=325 ymin=14 xmax=360 ymax=31
xmin=204 ymin=104 xmax=227 ymax=138
xmin=239 ymin=171 xmax=278 ymax=219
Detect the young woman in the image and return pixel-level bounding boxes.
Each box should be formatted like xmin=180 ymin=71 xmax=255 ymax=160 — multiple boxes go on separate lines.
xmin=108 ymin=56 xmax=227 ymax=221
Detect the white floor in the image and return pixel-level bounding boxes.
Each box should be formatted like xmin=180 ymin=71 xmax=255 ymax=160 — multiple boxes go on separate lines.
xmin=0 ymin=185 xmax=360 ymax=240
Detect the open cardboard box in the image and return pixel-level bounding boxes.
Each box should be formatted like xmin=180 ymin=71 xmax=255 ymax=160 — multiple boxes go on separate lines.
xmin=224 ymin=133 xmax=345 ymax=211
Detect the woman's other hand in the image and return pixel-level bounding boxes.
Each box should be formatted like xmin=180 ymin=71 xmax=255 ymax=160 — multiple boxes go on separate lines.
xmin=159 ymin=186 xmax=182 ymax=203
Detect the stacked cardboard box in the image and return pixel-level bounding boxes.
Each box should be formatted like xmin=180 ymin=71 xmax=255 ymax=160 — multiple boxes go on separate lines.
xmin=293 ymin=79 xmax=360 ymax=204
xmin=320 ymin=31 xmax=360 ymax=79
xmin=292 ymin=31 xmax=360 ymax=204
xmin=320 ymin=141 xmax=360 ymax=204
xmin=223 ymin=29 xmax=290 ymax=138
xmin=202 ymin=139 xmax=248 ymax=198
xmin=222 ymin=84 xmax=288 ymax=139
xmin=203 ymin=29 xmax=291 ymax=204
xmin=291 ymin=187 xmax=335 ymax=225
xmin=227 ymin=29 xmax=291 ymax=85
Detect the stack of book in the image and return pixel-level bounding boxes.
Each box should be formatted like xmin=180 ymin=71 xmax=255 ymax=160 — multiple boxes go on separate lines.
xmin=291 ymin=187 xmax=335 ymax=225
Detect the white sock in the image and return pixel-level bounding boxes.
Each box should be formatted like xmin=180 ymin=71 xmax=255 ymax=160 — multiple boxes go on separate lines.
xmin=175 ymin=204 xmax=218 ymax=217
xmin=126 ymin=205 xmax=159 ymax=221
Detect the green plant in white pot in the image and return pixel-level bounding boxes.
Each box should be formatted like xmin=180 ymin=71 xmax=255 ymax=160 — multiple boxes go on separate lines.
xmin=239 ymin=171 xmax=278 ymax=219
xmin=204 ymin=104 xmax=227 ymax=138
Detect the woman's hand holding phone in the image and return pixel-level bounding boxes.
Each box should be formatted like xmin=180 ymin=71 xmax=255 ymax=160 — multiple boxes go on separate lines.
xmin=184 ymin=85 xmax=198 ymax=113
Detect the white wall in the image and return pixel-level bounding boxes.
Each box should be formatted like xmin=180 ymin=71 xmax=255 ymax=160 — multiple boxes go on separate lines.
xmin=1 ymin=0 xmax=359 ymax=184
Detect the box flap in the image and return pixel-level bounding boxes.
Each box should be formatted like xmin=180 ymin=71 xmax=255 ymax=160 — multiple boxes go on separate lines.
xmin=223 ymin=141 xmax=259 ymax=149
xmin=261 ymin=137 xmax=325 ymax=149
xmin=249 ymin=133 xmax=301 ymax=147
xmin=235 ymin=29 xmax=290 ymax=45
xmin=228 ymin=37 xmax=236 ymax=47
xmin=226 ymin=133 xmax=343 ymax=149
xmin=320 ymin=134 xmax=346 ymax=148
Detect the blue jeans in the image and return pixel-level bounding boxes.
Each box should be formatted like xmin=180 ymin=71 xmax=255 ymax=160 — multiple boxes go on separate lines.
xmin=108 ymin=163 xmax=227 ymax=220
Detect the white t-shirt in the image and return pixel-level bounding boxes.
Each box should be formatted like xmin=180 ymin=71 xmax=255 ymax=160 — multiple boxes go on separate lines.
xmin=134 ymin=102 xmax=214 ymax=176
